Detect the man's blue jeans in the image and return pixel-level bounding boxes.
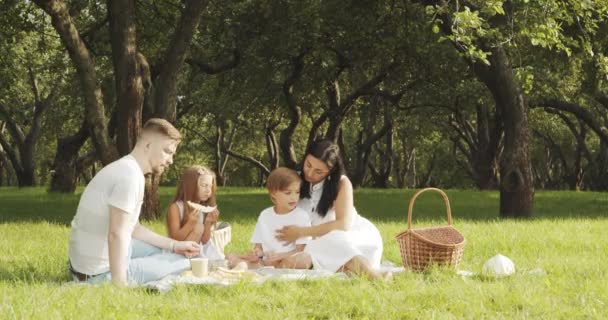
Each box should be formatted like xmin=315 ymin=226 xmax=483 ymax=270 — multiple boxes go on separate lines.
xmin=70 ymin=239 xmax=190 ymax=285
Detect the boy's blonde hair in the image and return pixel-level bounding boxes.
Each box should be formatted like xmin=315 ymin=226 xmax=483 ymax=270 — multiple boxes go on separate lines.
xmin=266 ymin=167 xmax=301 ymax=192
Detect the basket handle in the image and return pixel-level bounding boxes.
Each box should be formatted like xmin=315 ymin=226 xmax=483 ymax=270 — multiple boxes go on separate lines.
xmin=407 ymin=188 xmax=452 ymax=229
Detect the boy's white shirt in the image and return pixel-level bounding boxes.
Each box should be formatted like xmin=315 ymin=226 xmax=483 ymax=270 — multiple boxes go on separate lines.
xmin=250 ymin=206 xmax=311 ymax=254
xmin=69 ymin=155 xmax=145 ymax=275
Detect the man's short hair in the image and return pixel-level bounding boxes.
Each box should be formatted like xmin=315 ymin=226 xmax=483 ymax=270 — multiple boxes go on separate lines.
xmin=142 ymin=118 xmax=182 ymax=141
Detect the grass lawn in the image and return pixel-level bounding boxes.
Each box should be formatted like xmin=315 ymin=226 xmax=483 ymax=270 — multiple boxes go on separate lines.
xmin=1 ymin=187 xmax=607 ymax=319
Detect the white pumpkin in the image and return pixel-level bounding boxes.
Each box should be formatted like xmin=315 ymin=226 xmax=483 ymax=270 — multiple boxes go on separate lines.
xmin=482 ymin=254 xmax=515 ymax=277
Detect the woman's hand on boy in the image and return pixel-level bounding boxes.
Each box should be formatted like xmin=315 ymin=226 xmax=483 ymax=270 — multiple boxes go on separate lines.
xmin=264 ymin=251 xmax=288 ymax=262
xmin=275 ymin=225 xmax=302 ymax=243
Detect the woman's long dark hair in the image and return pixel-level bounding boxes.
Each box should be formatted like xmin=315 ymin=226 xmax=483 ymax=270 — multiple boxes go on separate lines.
xmin=300 ymin=140 xmax=345 ymax=217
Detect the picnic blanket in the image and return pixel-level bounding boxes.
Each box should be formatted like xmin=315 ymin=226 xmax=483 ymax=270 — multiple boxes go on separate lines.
xmin=144 ymin=261 xmax=405 ymax=293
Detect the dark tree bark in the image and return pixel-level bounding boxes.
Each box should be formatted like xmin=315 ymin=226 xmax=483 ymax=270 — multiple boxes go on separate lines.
xmin=533 ymin=99 xmax=608 ymax=145
xmin=394 ymin=147 xmax=416 ymax=188
xmin=152 ymin=0 xmax=209 ymax=120
xmin=49 ymin=122 xmax=89 ymax=193
xmin=141 ymin=0 xmax=209 ymax=220
xmin=419 ymin=0 xmax=533 ymax=217
xmin=351 ymin=103 xmax=393 ymax=188
xmin=223 ymin=149 xmax=271 ymax=177
xmin=33 ymin=0 xmax=119 ymax=165
xmin=372 ymin=123 xmax=394 ymax=188
xmin=279 ymin=51 xmax=307 ymax=169
xmin=418 ymin=151 xmax=437 ymax=188
xmin=474 ymin=47 xmax=533 ymax=217
xmin=108 ymin=0 xmax=144 ymax=155
xmin=265 ymin=123 xmax=280 ymax=171
xmin=0 ymin=67 xmax=58 ymax=187
xmin=323 ymin=64 xmax=393 ymax=142
xmin=449 ymin=101 xmax=503 ymax=190
xmin=306 ymin=110 xmax=329 ymax=153
xmin=531 ymin=99 xmax=608 ymax=190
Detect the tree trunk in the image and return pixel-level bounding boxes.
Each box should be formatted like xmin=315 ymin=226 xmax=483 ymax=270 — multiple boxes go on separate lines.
xmin=473 ymin=47 xmax=533 ymax=217
xmin=214 ymin=125 xmax=226 ymax=186
xmin=279 ymin=52 xmax=306 ymax=169
xmin=152 ymin=0 xmax=209 ymax=120
xmin=351 ymin=104 xmax=392 ymax=188
xmin=141 ymin=174 xmax=160 ymax=221
xmin=33 ymin=0 xmax=118 ymax=165
xmin=373 ymin=124 xmax=394 ymax=188
xmin=472 ymin=103 xmax=501 ymax=189
xmin=590 ymin=141 xmax=608 ymax=190
xmin=49 ymin=124 xmax=89 ymax=193
xmin=109 ymin=0 xmax=144 ymax=155
xmin=265 ymin=127 xmax=279 ymax=171
xmin=141 ymin=0 xmax=208 ymax=220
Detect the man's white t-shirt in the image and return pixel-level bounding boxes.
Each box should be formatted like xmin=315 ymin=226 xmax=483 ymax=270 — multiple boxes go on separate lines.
xmin=68 ymin=155 xmax=145 ymax=275
xmin=250 ymin=206 xmax=311 ymax=254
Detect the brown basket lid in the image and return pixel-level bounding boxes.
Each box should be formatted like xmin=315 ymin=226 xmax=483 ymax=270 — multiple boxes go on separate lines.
xmin=412 ymin=226 xmax=464 ymax=245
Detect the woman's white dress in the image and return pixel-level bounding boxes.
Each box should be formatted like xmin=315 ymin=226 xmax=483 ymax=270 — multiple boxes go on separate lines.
xmin=298 ymin=178 xmax=383 ymax=272
xmin=175 ymin=201 xmax=224 ymax=260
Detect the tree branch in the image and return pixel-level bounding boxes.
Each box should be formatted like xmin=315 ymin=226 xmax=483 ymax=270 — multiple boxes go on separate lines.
xmin=532 ymin=99 xmax=608 ymax=145
xmin=222 ymin=148 xmax=270 ymax=175
xmin=186 ymin=49 xmax=241 ymax=75
xmin=0 ymin=103 xmax=25 ymax=145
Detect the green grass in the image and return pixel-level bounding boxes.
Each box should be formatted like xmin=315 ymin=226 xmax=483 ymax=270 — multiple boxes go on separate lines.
xmin=1 ymin=187 xmax=607 ymax=319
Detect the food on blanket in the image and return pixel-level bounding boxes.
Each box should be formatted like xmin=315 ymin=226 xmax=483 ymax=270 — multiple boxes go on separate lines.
xmin=217 ymin=267 xmax=243 ymax=274
xmin=186 ymin=201 xmax=217 ymax=213
xmin=209 ymin=259 xmax=228 ymax=271
xmin=233 ymin=261 xmax=248 ymax=272
xmin=213 ymin=267 xmax=258 ymax=281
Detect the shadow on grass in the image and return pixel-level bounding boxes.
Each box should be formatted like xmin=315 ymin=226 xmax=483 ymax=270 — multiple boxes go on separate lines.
xmin=1 ymin=187 xmax=606 ymax=225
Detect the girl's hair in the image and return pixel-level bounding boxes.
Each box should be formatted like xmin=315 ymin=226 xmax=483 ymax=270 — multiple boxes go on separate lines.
xmin=266 ymin=167 xmax=301 ymax=192
xmin=300 ymin=140 xmax=345 ymax=217
xmin=172 ymin=165 xmax=217 ymax=226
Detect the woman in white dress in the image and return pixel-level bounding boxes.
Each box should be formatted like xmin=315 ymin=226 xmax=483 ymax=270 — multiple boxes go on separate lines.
xmin=276 ymin=140 xmax=390 ymax=280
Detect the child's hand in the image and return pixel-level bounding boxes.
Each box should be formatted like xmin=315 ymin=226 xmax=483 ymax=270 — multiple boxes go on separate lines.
xmin=186 ymin=208 xmax=200 ymax=224
xmin=264 ymin=251 xmax=286 ymax=262
xmin=243 ymin=251 xmax=261 ymax=263
xmin=204 ymin=209 xmax=219 ymax=226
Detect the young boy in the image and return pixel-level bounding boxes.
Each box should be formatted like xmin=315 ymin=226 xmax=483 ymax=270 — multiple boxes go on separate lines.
xmin=227 ymin=167 xmax=312 ymax=269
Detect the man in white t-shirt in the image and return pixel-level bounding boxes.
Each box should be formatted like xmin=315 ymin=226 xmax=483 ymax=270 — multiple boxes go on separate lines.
xmin=68 ymin=118 xmax=200 ymax=287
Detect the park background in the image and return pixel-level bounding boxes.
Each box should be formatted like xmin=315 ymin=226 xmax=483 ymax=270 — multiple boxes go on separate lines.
xmin=1 ymin=0 xmax=607 ymax=318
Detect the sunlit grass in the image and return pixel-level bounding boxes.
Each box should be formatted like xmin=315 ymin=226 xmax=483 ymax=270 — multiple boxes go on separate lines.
xmin=0 ymin=187 xmax=607 ymax=319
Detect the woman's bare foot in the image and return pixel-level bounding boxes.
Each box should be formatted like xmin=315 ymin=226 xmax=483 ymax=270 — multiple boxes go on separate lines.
xmin=381 ymin=271 xmax=393 ymax=281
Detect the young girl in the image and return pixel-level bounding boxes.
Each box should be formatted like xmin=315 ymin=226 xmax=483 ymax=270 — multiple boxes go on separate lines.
xmin=226 ymin=167 xmax=312 ymax=269
xmin=166 ymin=166 xmax=224 ymax=260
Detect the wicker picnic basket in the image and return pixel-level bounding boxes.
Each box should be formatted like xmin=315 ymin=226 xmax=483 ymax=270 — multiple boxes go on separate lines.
xmin=210 ymin=221 xmax=232 ymax=254
xmin=395 ymin=188 xmax=465 ymax=271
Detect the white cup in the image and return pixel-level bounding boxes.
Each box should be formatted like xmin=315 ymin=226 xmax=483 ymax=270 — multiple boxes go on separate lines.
xmin=191 ymin=258 xmax=209 ymax=277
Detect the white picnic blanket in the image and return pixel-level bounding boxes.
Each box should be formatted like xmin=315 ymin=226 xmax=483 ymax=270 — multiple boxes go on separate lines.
xmin=144 ymin=261 xmax=404 ymax=293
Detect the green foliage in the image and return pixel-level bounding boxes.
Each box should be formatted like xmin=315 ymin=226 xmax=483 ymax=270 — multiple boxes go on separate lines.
xmin=1 ymin=0 xmax=608 ymax=191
